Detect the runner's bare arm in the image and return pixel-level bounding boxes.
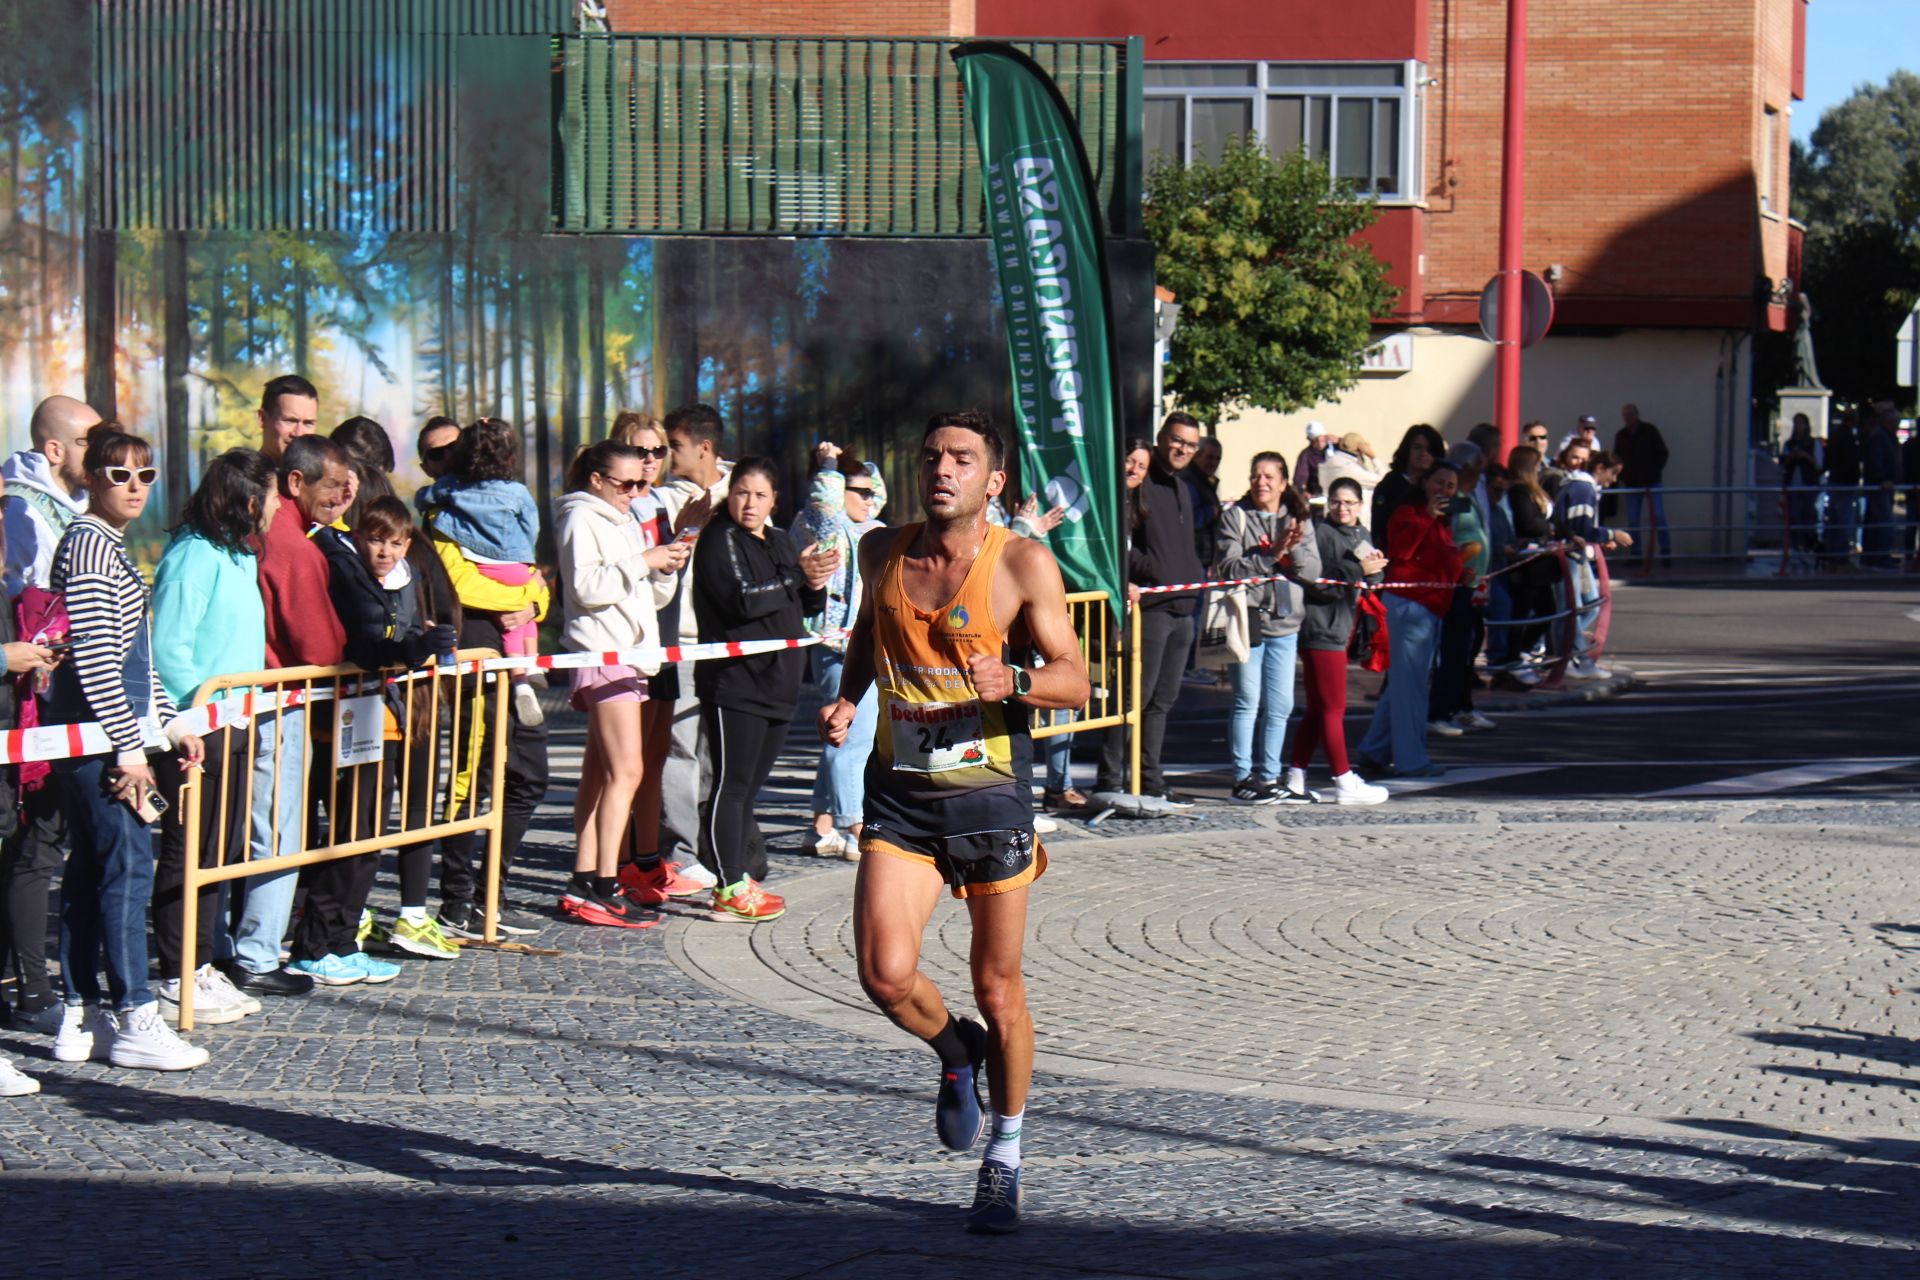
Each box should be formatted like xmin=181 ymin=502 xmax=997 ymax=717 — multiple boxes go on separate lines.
xmin=966 ymin=536 xmax=1089 ymax=711
xmin=818 ymin=527 xmax=887 ymax=746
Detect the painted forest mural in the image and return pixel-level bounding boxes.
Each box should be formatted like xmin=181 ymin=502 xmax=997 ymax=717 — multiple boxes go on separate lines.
xmin=0 ymin=2 xmax=1148 ymax=557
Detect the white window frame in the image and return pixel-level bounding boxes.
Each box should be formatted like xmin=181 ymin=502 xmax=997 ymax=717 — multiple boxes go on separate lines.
xmin=1143 ymin=59 xmax=1425 ymax=204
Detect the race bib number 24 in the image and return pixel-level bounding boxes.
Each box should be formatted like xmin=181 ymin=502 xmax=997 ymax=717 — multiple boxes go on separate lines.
xmin=888 ymin=698 xmax=988 ymax=774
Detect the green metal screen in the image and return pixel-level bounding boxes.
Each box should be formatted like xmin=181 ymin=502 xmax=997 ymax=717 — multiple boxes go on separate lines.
xmin=553 ymin=34 xmax=1139 ymax=238
xmin=91 ymin=0 xmax=573 ymax=233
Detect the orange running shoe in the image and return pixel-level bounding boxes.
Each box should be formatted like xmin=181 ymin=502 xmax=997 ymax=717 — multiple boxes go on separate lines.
xmin=710 ymin=878 xmax=786 ymax=923
xmin=617 ymin=860 xmax=706 ymax=904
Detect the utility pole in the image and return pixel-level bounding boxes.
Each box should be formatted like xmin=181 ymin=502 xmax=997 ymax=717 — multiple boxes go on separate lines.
xmin=1494 ymin=0 xmax=1529 ymax=460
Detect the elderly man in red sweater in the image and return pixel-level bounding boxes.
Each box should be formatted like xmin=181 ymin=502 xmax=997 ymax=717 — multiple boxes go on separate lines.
xmin=216 ymin=435 xmax=352 ymax=1000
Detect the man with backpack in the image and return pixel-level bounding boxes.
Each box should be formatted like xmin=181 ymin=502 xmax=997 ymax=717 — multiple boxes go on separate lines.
xmin=0 ymin=395 xmax=102 ymax=1035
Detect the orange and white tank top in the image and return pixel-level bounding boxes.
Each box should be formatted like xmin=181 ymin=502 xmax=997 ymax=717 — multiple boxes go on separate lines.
xmin=863 ymin=523 xmax=1033 ymax=839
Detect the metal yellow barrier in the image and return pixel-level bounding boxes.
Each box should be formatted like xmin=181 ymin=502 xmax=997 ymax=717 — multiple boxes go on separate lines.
xmin=175 ymin=648 xmax=510 ymax=1030
xmin=1028 ymin=591 xmax=1143 ymax=795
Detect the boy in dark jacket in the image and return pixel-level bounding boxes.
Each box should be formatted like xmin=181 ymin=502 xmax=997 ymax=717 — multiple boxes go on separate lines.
xmin=292 ymin=499 xmax=455 ymax=983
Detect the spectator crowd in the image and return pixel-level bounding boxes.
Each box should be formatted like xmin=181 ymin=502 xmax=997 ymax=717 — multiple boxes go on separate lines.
xmin=1776 ymin=400 xmax=1917 ymax=572
xmin=0 ymin=381 xmax=1646 ymax=1098
xmin=1096 ymin=410 xmax=1637 ymax=814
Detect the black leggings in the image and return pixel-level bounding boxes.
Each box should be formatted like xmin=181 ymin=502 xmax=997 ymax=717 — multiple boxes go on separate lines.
xmin=700 ymin=704 xmax=789 ymax=888
xmin=153 ymin=726 xmax=251 ymax=975
xmin=0 ymin=784 xmax=67 ymax=1009
xmin=384 ymin=735 xmax=435 ymax=908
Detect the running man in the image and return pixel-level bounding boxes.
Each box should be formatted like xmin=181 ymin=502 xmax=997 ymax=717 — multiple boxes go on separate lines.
xmin=819 ymin=410 xmax=1090 ymax=1234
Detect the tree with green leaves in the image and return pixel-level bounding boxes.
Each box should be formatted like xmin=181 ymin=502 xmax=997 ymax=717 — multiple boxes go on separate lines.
xmin=1791 ymin=70 xmax=1920 ymax=407
xmin=1144 ymin=140 xmax=1399 ymax=426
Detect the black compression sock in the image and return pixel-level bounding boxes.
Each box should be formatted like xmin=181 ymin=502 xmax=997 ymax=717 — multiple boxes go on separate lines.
xmin=592 ymin=876 xmax=620 ymax=899
xmin=926 ymin=1014 xmax=972 ymax=1069
xmin=568 ymin=872 xmax=596 ymax=896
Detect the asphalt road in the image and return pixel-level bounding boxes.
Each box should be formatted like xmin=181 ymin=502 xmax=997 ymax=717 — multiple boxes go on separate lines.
xmin=1147 ymin=578 xmax=1920 ymax=804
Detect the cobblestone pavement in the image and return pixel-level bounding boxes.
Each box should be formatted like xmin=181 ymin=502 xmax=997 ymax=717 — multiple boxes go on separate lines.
xmin=0 ymin=712 xmax=1915 ymax=1277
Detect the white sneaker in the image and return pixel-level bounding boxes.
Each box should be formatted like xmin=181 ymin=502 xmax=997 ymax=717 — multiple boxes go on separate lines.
xmin=158 ymin=969 xmax=247 ymax=1026
xmin=1454 ymin=710 xmax=1496 ymax=732
xmin=1567 ymin=659 xmax=1613 ymax=680
xmin=202 ymin=964 xmax=262 ymax=1016
xmin=52 ymin=1003 xmax=115 ymax=1063
xmin=1427 ymin=717 xmax=1466 ymax=738
xmin=0 ymin=1056 xmax=40 ymax=1097
xmin=1032 ymin=813 xmax=1059 ymax=835
xmin=108 ymin=1002 xmax=210 ymax=1071
xmin=1510 ymin=666 xmax=1542 ymax=686
xmin=512 ymin=681 xmax=546 ymax=726
xmin=1331 ymin=771 xmax=1390 ymax=805
xmin=671 ymin=859 xmax=717 ymax=890
xmin=805 ymin=828 xmax=851 ymax=857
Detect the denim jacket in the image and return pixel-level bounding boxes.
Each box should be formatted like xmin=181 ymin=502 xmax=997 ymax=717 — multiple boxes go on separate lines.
xmin=418 ymin=478 xmax=540 ymax=562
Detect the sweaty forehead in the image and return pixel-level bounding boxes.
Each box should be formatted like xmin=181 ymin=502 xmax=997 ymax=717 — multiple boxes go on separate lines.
xmin=923 ymin=430 xmax=979 ymax=458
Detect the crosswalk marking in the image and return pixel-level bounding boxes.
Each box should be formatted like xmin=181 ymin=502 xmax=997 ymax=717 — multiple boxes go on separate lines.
xmin=1645 ymin=757 xmax=1920 ymax=799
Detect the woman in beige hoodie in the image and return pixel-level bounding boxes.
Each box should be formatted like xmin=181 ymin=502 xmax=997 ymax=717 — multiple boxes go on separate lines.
xmin=553 ymin=440 xmax=686 ymax=928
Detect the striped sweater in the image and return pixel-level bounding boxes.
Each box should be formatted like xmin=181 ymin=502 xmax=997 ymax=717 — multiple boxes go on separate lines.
xmin=50 ymin=514 xmax=175 ymax=760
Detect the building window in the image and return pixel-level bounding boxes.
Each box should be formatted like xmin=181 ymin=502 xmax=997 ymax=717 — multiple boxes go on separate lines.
xmin=1143 ymin=61 xmax=1421 ymax=201
xmin=1760 ymin=105 xmax=1780 ymax=215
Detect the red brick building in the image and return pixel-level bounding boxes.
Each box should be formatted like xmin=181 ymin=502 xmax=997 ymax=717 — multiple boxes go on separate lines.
xmin=604 ymin=0 xmax=1808 ymax=536
xmin=976 ymin=0 xmax=1807 ymax=526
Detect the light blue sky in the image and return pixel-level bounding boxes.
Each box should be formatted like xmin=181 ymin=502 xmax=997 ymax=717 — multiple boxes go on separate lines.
xmin=1796 ymin=0 xmax=1918 ymax=141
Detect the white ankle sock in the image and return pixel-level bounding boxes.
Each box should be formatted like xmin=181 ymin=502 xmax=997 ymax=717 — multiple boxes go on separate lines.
xmin=984 ymin=1110 xmax=1023 ymax=1169
xmin=400 ymin=905 xmax=428 ymax=924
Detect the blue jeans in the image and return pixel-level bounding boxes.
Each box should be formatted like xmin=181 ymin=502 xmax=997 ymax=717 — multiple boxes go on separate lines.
xmin=1228 ymin=632 xmax=1298 ymax=781
xmin=1044 ymin=711 xmax=1075 ymax=793
xmin=54 ymin=755 xmax=157 ymax=1010
xmin=228 ymin=708 xmax=307 ymax=975
xmin=1622 ymin=485 xmax=1670 ymax=556
xmin=810 ymin=650 xmax=878 ymax=828
xmin=1358 ymin=595 xmax=1441 ymax=773
xmin=1862 ymin=488 xmax=1897 ymax=567
xmin=1484 ymin=576 xmax=1514 ymax=666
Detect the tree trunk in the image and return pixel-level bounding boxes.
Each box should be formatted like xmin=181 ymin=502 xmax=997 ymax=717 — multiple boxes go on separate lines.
xmin=530 ymin=263 xmax=554 ymax=563
xmin=291 ymin=263 xmax=309 ymax=376
xmin=440 ymin=236 xmax=457 ymax=414
xmin=84 ymin=229 xmax=117 ymax=419
xmin=587 ymin=250 xmax=607 ymax=436
xmin=560 ymin=262 xmax=581 ymax=467
xmin=163 ymin=231 xmax=191 ymax=521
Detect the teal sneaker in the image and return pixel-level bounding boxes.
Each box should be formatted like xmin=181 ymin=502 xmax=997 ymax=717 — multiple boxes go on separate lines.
xmin=345 ymin=951 xmax=401 ymax=984
xmin=288 ymin=954 xmax=366 ymax=987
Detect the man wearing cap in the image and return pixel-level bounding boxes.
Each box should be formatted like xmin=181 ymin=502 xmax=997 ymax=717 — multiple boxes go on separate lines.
xmin=1295 ymin=422 xmax=1333 ymax=499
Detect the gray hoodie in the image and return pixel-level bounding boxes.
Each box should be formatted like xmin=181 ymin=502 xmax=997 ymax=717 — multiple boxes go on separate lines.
xmin=2 ymin=449 xmax=88 ymax=599
xmin=1213 ymin=501 xmax=1322 ymax=640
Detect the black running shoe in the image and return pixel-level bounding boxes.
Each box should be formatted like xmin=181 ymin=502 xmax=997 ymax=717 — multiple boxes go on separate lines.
xmin=935 ymin=1017 xmax=989 ymax=1151
xmin=436 ymin=900 xmax=482 ymax=940
xmin=965 ymin=1159 xmax=1022 ymax=1234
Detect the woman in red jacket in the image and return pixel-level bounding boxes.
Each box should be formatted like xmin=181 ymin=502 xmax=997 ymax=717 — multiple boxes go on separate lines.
xmin=1352 ymin=464 xmax=1467 ymax=779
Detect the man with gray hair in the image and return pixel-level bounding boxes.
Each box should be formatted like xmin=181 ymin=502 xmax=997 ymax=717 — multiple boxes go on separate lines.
xmin=3 ymin=395 xmax=101 ymax=597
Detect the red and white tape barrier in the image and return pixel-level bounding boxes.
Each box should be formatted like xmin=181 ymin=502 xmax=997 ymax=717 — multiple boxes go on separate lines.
xmin=0 ymin=632 xmax=838 ymax=766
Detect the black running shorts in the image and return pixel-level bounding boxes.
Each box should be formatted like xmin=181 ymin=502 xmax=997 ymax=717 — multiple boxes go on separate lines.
xmin=859 ymin=825 xmax=1048 ymax=899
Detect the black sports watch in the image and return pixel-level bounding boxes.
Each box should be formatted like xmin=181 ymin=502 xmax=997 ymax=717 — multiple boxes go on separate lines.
xmin=1008 ymin=665 xmax=1033 ymax=700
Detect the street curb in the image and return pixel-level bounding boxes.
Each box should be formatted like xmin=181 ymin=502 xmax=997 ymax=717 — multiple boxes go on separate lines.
xmin=1476 ymin=666 xmax=1641 ymax=714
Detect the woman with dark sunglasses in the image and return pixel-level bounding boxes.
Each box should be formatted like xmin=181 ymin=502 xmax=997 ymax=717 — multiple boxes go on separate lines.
xmin=47 ymin=429 xmax=211 ymax=1072
xmin=553 ymin=440 xmax=690 ymax=927
xmin=600 ymin=412 xmax=711 ymax=907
